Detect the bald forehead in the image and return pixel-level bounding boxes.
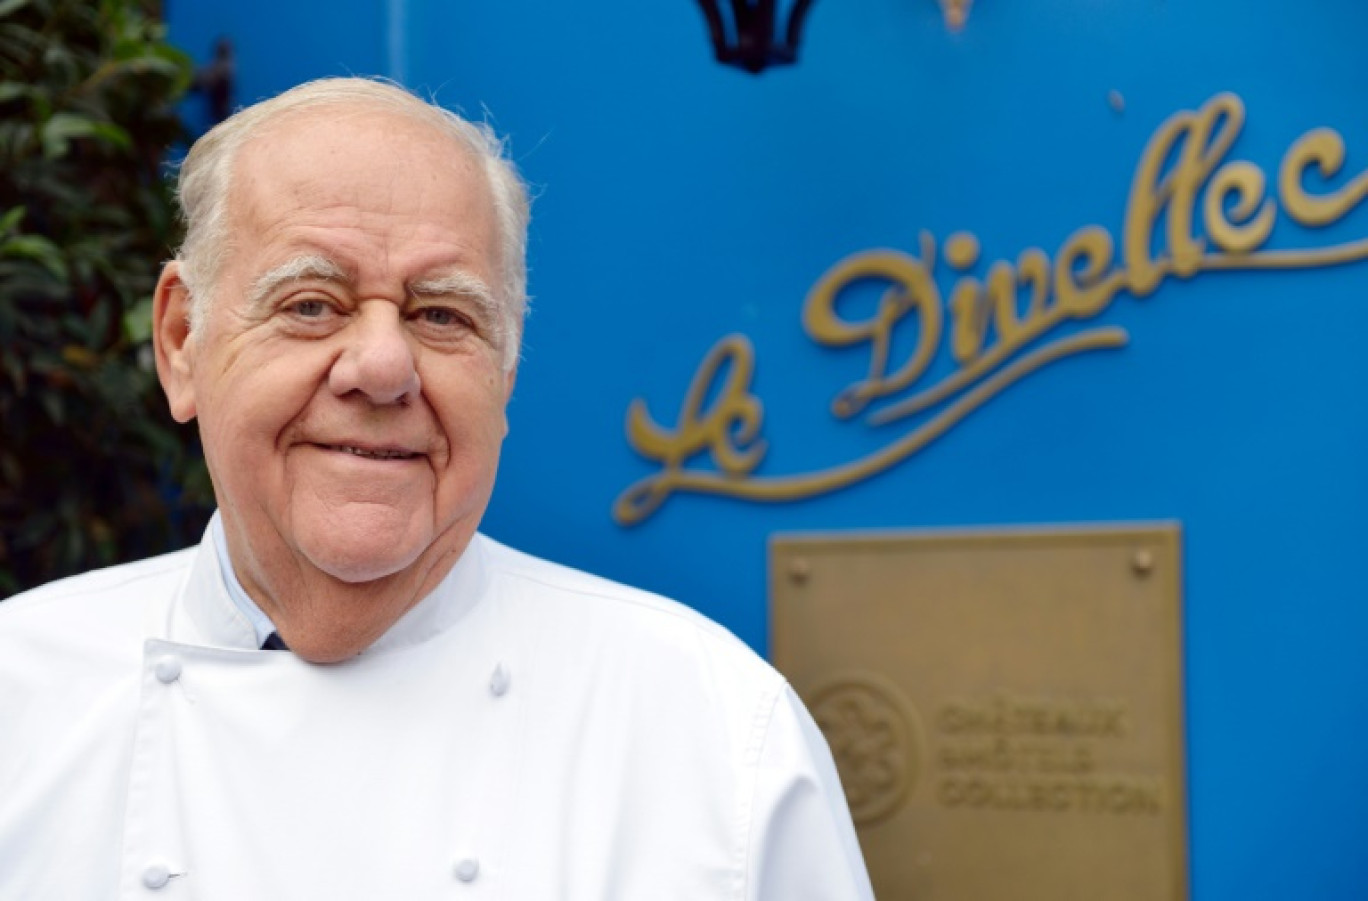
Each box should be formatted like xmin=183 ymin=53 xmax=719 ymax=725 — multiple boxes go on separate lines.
xmin=234 ymin=105 xmax=487 ymax=194
xmin=222 ymin=106 xmax=502 ymax=283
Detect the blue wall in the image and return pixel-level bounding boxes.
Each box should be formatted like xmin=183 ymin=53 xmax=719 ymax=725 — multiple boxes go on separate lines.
xmin=171 ymin=2 xmax=1368 ymax=897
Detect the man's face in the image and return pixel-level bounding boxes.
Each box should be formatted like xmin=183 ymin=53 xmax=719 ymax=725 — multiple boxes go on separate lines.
xmin=161 ymin=109 xmax=514 ymax=624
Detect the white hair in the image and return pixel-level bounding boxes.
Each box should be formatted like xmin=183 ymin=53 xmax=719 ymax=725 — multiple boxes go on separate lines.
xmin=174 ymin=77 xmax=530 ymax=371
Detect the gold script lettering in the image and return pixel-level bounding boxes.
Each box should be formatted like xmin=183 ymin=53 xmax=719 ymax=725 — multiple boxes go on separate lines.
xmin=1279 ymin=127 xmax=1368 ymax=227
xmin=614 ymin=335 xmax=766 ymax=525
xmin=801 ymin=234 xmax=943 ymax=419
xmin=614 ymin=93 xmax=1368 ymax=525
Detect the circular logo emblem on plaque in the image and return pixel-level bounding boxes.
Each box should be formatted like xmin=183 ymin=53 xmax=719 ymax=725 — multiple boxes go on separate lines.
xmin=807 ymin=671 xmax=924 ymax=826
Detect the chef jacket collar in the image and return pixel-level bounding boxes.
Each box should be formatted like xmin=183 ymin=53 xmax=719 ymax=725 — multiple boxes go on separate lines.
xmin=169 ymin=512 xmax=491 ymax=657
xmin=210 ymin=511 xmax=278 ymax=648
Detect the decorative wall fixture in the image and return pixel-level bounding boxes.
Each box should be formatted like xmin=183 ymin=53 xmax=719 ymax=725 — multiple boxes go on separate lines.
xmin=939 ymin=0 xmax=972 ymax=32
xmin=695 ymin=0 xmax=817 ymax=74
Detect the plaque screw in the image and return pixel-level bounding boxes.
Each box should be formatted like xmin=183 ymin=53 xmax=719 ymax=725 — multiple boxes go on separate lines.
xmin=789 ymin=557 xmax=811 ymax=583
xmin=1131 ymin=548 xmax=1154 ymax=576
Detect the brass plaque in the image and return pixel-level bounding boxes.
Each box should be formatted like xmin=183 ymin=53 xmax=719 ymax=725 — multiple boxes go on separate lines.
xmin=771 ymin=524 xmax=1187 ymax=901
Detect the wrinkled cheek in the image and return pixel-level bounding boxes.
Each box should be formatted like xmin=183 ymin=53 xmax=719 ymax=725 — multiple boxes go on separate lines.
xmin=199 ymin=418 xmax=299 ymax=534
xmin=194 ymin=419 xmax=235 ymax=504
xmin=434 ymin=441 xmax=503 ymax=525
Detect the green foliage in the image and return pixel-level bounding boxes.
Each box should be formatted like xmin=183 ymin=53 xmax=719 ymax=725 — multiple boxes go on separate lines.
xmin=0 ymin=0 xmax=212 ymax=597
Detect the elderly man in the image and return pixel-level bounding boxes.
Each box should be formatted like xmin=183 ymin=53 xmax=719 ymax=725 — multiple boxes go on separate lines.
xmin=0 ymin=79 xmax=873 ymax=898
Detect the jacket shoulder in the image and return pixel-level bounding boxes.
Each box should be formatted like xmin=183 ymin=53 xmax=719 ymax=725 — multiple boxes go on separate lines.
xmin=0 ymin=547 xmax=197 ymax=635
xmin=477 ymin=534 xmax=781 ymax=685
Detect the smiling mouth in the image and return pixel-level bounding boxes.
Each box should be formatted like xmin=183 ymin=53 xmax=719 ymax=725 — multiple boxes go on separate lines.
xmin=321 ymin=444 xmax=421 ymax=461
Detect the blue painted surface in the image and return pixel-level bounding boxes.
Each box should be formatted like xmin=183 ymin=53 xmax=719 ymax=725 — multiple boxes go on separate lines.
xmin=170 ymin=2 xmax=1368 ymax=897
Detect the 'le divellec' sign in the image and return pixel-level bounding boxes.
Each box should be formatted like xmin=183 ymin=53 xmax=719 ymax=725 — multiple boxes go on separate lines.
xmin=613 ymin=93 xmax=1368 ymax=527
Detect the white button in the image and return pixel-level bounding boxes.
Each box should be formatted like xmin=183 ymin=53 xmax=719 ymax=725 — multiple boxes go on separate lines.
xmin=454 ymin=857 xmax=480 ymax=882
xmin=142 ymin=862 xmax=171 ymax=889
xmin=489 ymin=663 xmax=510 ymax=697
xmin=154 ymin=656 xmax=182 ymax=684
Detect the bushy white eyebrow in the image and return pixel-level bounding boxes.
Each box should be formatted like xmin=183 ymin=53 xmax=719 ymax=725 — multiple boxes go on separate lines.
xmin=247 ymin=254 xmax=348 ymax=312
xmin=408 ymin=271 xmax=504 ymax=345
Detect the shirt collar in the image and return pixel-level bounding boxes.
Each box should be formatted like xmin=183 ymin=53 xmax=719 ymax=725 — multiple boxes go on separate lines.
xmin=210 ymin=512 xmax=277 ymax=647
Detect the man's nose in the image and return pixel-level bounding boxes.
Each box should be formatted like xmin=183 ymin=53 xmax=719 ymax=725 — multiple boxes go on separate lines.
xmin=328 ymin=302 xmax=421 ymax=404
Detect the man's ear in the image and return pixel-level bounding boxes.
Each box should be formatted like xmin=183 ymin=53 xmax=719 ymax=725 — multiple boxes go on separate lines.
xmin=152 ymin=262 xmax=198 ymax=423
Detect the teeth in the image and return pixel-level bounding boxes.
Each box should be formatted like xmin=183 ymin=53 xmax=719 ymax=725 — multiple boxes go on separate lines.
xmin=332 ymin=445 xmax=415 ymax=460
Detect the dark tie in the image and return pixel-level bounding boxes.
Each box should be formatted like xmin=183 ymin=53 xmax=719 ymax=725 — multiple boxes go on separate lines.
xmin=260 ymin=632 xmax=290 ymax=651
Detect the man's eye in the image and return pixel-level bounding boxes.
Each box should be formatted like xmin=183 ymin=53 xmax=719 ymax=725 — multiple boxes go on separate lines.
xmin=290 ymin=300 xmax=329 ymax=318
xmin=418 ymin=307 xmax=467 ymax=328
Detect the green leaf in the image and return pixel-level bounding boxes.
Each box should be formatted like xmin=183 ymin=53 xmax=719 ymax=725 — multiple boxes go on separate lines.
xmin=40 ymin=111 xmax=130 ymax=158
xmin=0 ymin=348 xmax=26 ymax=394
xmin=0 ymin=205 xmax=23 ymax=234
xmin=122 ymin=295 xmax=152 ymax=343
xmin=0 ymin=0 xmax=33 ymax=20
xmin=0 ymin=81 xmax=28 ymax=104
xmin=39 ymin=387 xmax=64 ymax=426
xmin=90 ymin=119 xmax=132 ymax=149
xmin=0 ymin=234 xmax=68 ymax=280
xmin=0 ymin=120 xmax=35 ymax=157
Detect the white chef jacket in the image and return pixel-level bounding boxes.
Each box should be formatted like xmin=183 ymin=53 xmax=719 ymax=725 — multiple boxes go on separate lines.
xmin=0 ymin=524 xmax=873 ymax=900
